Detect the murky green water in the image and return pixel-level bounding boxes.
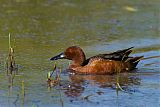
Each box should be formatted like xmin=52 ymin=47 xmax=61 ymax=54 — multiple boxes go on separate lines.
xmin=0 ymin=0 xmax=160 ymax=107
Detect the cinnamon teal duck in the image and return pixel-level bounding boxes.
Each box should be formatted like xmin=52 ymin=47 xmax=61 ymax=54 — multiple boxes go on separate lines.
xmin=50 ymin=46 xmax=143 ymax=75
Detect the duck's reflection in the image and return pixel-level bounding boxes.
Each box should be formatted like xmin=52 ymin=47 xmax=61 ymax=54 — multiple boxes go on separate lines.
xmin=62 ymin=73 xmax=141 ymax=98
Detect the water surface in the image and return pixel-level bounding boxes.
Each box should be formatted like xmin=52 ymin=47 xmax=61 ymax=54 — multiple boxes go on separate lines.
xmin=0 ymin=0 xmax=160 ymax=107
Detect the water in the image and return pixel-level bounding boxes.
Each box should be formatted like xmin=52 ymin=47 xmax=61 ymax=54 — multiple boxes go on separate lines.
xmin=0 ymin=0 xmax=160 ymax=107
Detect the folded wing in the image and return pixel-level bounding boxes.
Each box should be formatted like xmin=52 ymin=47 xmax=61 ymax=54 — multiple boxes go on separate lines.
xmin=82 ymin=47 xmax=134 ymax=66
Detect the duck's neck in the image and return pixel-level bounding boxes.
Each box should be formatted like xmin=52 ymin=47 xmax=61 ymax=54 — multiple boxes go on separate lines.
xmin=70 ymin=52 xmax=86 ymax=68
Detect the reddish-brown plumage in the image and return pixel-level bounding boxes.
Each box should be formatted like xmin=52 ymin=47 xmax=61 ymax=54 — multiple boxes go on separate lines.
xmin=50 ymin=46 xmax=143 ymax=75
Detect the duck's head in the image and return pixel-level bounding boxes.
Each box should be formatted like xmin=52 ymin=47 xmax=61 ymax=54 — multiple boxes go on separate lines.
xmin=50 ymin=46 xmax=86 ymax=65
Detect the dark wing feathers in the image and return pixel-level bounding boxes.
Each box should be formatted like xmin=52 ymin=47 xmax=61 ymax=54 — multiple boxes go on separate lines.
xmin=109 ymin=47 xmax=134 ymax=55
xmin=125 ymin=56 xmax=144 ymax=69
xmin=82 ymin=47 xmax=134 ymax=66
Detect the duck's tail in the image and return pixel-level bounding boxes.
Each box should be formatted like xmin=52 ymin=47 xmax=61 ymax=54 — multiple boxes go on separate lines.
xmin=126 ymin=56 xmax=144 ymax=69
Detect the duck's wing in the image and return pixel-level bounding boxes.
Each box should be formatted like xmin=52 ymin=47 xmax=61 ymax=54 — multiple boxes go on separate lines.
xmin=107 ymin=47 xmax=134 ymax=55
xmin=82 ymin=47 xmax=134 ymax=66
xmin=97 ymin=47 xmax=134 ymax=61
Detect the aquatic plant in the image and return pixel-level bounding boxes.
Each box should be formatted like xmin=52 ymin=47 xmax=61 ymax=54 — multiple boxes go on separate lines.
xmin=115 ymin=62 xmax=125 ymax=95
xmin=6 ymin=33 xmax=18 ymax=75
xmin=47 ymin=63 xmax=64 ymax=107
xmin=116 ymin=73 xmax=125 ymax=96
xmin=21 ymin=80 xmax=25 ymax=106
xmin=47 ymin=63 xmax=61 ymax=87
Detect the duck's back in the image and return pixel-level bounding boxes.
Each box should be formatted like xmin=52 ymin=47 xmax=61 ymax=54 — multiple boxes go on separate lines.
xmin=82 ymin=47 xmax=134 ymax=66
